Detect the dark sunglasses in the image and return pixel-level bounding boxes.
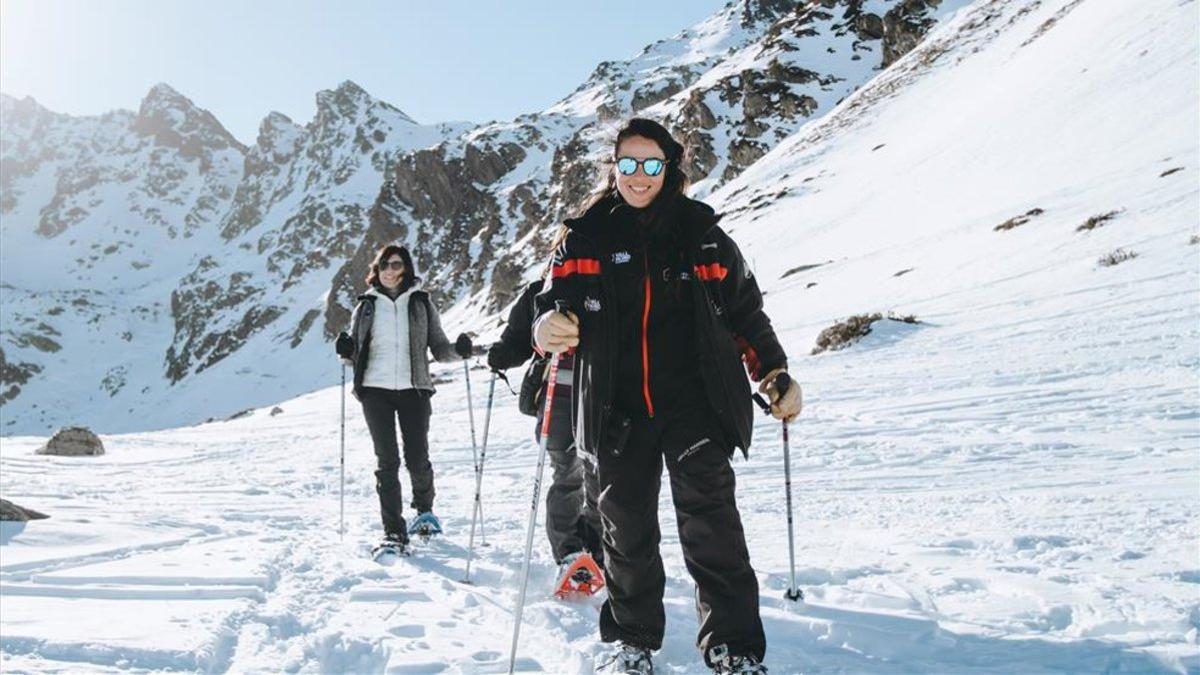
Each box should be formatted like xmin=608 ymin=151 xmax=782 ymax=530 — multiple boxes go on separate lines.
xmin=616 ymin=156 xmax=667 ymax=177
xmin=380 ymin=260 xmax=405 ymax=272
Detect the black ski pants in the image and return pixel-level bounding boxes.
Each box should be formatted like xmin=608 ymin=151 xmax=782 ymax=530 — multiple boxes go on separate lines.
xmin=537 ymin=384 xmax=602 ymax=564
xmin=597 ymin=405 xmax=765 ymax=664
xmin=360 ymin=387 xmax=435 ymax=540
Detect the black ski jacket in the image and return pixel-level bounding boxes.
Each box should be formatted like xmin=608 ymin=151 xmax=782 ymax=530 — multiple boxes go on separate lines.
xmin=535 ymin=194 xmax=786 ymax=457
xmin=489 ymin=280 xmax=576 ymax=418
xmin=488 ymin=281 xmax=542 ymax=371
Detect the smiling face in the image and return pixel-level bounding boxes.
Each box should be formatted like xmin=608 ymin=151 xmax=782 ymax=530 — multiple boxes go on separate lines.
xmin=379 ymin=255 xmax=405 ymax=290
xmin=614 ymin=135 xmax=666 ymax=209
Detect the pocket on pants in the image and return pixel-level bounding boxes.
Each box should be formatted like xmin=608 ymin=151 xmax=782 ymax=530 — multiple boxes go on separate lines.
xmin=603 ymin=409 xmax=633 ymax=458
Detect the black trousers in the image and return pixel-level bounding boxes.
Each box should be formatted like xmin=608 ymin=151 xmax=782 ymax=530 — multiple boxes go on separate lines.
xmin=536 ymin=385 xmax=602 ymax=564
xmin=596 ymin=406 xmax=765 ymax=664
xmin=360 ymin=387 xmax=434 ymax=540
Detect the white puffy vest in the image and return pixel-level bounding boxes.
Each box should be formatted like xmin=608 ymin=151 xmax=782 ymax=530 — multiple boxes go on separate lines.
xmin=362 ymin=287 xmax=417 ymax=391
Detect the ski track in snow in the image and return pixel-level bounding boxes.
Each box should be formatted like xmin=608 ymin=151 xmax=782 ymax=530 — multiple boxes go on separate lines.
xmin=3 ymin=0 xmax=1199 ymax=672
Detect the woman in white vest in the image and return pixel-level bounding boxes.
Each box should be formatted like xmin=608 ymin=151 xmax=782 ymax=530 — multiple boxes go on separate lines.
xmin=336 ymin=244 xmax=472 ymax=558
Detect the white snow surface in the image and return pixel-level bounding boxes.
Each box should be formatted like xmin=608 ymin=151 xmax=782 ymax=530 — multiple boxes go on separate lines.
xmin=2 ymin=0 xmax=1198 ymax=672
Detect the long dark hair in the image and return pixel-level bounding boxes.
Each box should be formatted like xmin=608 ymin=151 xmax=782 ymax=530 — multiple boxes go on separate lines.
xmin=580 ymin=117 xmax=691 ymax=223
xmin=365 ymin=244 xmax=419 ymax=292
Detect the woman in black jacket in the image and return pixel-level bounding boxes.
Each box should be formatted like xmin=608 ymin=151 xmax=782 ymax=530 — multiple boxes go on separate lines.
xmin=533 ymin=119 xmax=801 ymax=674
xmin=336 ymin=244 xmax=472 ymax=559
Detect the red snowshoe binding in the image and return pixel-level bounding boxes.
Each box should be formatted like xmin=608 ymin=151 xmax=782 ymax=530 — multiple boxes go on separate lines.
xmin=553 ymin=552 xmax=605 ymax=599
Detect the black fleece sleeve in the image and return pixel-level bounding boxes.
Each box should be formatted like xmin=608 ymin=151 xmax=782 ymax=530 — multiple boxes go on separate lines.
xmin=715 ymin=230 xmax=787 ymax=381
xmin=488 ymin=282 xmax=540 ymax=370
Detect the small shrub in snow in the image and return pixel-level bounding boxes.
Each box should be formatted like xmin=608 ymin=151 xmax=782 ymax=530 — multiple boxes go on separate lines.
xmin=1189 ymin=235 xmax=1199 ymax=246
xmin=780 ymin=261 xmax=829 ymax=279
xmin=813 ymin=313 xmax=881 ymax=354
xmin=994 ymin=207 xmax=1045 ymax=232
xmin=1098 ymin=248 xmax=1138 ymax=267
xmin=1077 ymin=210 xmax=1122 ymax=232
xmin=812 ymin=313 xmax=920 ymax=355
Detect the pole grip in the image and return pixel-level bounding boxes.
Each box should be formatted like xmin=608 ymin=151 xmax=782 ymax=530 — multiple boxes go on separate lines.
xmin=754 ymin=371 xmax=792 ymax=416
xmin=775 ymin=371 xmax=792 ymax=396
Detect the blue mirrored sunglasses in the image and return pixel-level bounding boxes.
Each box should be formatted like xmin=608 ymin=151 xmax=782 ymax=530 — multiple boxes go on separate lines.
xmin=616 ymin=156 xmax=667 ymax=177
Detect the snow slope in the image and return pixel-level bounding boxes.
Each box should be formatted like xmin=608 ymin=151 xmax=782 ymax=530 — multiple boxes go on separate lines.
xmin=1 ymin=0 xmax=1197 ymax=672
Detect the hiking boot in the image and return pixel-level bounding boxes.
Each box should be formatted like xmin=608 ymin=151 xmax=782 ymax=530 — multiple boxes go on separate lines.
xmin=371 ymin=532 xmax=409 ymax=560
xmin=598 ymin=641 xmax=654 ymax=674
xmin=708 ymin=644 xmax=767 ymax=674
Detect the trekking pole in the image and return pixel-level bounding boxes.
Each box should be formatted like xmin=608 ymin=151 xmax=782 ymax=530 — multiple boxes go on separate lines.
xmin=339 ymin=362 xmax=347 ymax=541
xmin=753 ymin=372 xmax=802 ymax=602
xmin=462 ymin=371 xmax=497 ymax=584
xmin=508 ymin=301 xmax=570 ymax=674
xmin=463 ymin=358 xmax=486 ymax=544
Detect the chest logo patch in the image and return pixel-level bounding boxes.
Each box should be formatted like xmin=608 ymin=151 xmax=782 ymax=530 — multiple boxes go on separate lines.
xmin=612 ymin=251 xmax=632 ymax=264
xmin=584 ymin=297 xmax=602 ymax=312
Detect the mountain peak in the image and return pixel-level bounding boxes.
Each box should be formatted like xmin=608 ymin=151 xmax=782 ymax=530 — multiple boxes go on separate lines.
xmin=254 ymin=111 xmax=304 ymax=157
xmin=314 ymin=80 xmax=415 ymax=126
xmin=134 ymin=82 xmax=245 ymax=154
xmin=737 ymin=0 xmax=796 ymax=27
xmin=139 ymin=82 xmax=192 ymax=114
xmin=1 ymin=92 xmax=50 ymax=115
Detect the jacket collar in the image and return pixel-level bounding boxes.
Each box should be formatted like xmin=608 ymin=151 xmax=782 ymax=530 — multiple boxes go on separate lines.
xmin=359 ymin=283 xmax=425 ymax=303
xmin=563 ymin=193 xmax=721 ymax=248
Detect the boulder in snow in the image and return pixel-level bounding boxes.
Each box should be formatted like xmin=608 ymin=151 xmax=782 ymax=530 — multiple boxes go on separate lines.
xmin=36 ymin=426 xmax=105 ymax=456
xmin=0 ymin=498 xmax=48 ymax=521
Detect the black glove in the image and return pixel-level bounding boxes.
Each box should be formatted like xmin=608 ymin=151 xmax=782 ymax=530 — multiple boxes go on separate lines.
xmin=486 ymin=344 xmax=504 ymax=371
xmin=455 ymin=333 xmax=473 ymax=358
xmin=335 ymin=332 xmax=354 ymax=359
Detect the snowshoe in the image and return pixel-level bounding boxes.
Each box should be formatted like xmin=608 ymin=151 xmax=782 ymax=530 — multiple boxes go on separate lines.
xmin=407 ymin=512 xmax=443 ymax=540
xmin=553 ymin=551 xmax=605 ymax=599
xmin=598 ymin=642 xmax=654 ymax=674
xmin=371 ymin=533 xmax=409 ymax=562
xmin=707 ymin=645 xmax=767 ymax=674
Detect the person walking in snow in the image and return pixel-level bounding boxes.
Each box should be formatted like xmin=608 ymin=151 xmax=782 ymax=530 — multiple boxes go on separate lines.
xmin=533 ymin=118 xmax=802 ymax=674
xmin=336 ymin=244 xmax=472 ymax=558
xmin=487 ymin=265 xmax=604 ymax=588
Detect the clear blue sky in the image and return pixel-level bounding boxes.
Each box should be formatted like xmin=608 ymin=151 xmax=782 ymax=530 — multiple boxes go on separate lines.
xmin=0 ymin=0 xmax=728 ymax=144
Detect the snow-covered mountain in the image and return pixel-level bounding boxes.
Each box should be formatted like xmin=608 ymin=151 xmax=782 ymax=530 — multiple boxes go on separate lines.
xmin=340 ymin=0 xmax=972 ymax=333
xmin=1 ymin=0 xmax=1196 ymax=670
xmin=1 ymin=0 xmax=963 ymax=435
xmin=1 ymin=82 xmax=470 ymax=433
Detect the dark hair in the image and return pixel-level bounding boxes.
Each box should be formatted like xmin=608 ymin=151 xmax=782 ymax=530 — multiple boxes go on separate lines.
xmin=365 ymin=244 xmax=419 ymax=292
xmin=541 ymin=224 xmax=570 ymax=279
xmin=580 ymin=117 xmax=691 ymax=221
